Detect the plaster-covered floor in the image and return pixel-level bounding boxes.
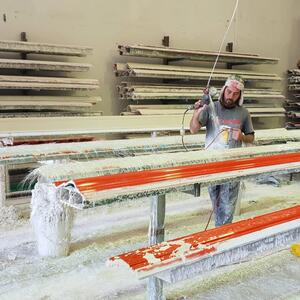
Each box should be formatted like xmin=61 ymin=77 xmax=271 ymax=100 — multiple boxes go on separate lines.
xmin=1 ymin=177 xmax=300 ymax=300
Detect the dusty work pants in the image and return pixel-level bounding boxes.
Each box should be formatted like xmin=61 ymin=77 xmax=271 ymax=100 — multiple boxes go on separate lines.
xmin=208 ymin=181 xmax=240 ymax=227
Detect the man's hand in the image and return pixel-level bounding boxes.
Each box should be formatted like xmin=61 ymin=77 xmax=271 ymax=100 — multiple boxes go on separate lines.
xmin=231 ymin=129 xmax=255 ymax=144
xmin=231 ymin=128 xmax=243 ymax=141
xmin=193 ymin=99 xmax=203 ymax=110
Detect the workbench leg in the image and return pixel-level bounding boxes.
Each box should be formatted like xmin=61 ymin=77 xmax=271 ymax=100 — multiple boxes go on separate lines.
xmin=234 ymin=195 xmax=241 ymax=216
xmin=147 ymin=276 xmax=164 ymax=300
xmin=148 ymin=194 xmax=166 ymax=244
xmin=234 ymin=181 xmax=245 ymax=216
xmin=194 ymin=183 xmax=201 ymax=197
xmin=147 ymin=194 xmax=166 ymax=300
xmin=0 ymin=165 xmax=7 ymax=207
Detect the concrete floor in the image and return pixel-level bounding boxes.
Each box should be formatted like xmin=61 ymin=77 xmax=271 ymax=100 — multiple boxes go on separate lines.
xmin=0 ymin=177 xmax=300 ymax=300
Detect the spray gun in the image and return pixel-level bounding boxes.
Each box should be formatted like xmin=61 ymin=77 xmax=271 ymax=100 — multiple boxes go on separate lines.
xmin=187 ymin=86 xmax=218 ymax=110
xmin=180 ymin=87 xmax=219 ymax=140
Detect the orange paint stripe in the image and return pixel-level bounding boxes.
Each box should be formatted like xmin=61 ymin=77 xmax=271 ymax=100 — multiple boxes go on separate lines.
xmin=110 ymin=205 xmax=300 ymax=271
xmin=135 ymin=247 xmax=216 ymax=273
xmin=55 ymin=152 xmax=300 ymax=193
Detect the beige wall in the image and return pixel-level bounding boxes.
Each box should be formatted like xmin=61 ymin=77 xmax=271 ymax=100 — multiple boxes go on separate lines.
xmin=0 ymin=0 xmax=299 ymax=116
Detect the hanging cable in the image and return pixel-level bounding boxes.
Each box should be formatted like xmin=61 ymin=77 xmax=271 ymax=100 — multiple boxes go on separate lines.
xmin=206 ymin=0 xmax=240 ymax=88
xmin=181 ymin=107 xmax=190 ymax=151
xmin=181 ymin=0 xmax=239 ymax=152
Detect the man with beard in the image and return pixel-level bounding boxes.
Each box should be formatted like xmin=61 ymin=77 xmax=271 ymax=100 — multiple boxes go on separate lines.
xmin=189 ymin=75 xmax=254 ymax=227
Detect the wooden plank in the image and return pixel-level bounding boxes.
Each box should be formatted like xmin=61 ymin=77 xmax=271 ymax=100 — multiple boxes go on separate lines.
xmin=251 ymin=113 xmax=284 ymax=118
xmin=0 ymin=101 xmax=93 ymax=108
xmin=0 ymin=115 xmax=192 ymax=137
xmin=128 ymin=104 xmax=283 ymax=112
xmin=122 ymin=85 xmax=282 ymax=94
xmin=0 ymin=58 xmax=91 ymax=72
xmin=287 ymin=111 xmax=300 ymax=118
xmin=120 ymin=44 xmax=261 ymax=57
xmin=46 ymin=143 xmax=300 ymax=184
xmin=0 ymin=75 xmax=98 ymax=85
xmin=7 ymin=128 xmax=300 ymax=158
xmin=47 ymin=143 xmax=300 ymax=205
xmin=1 ymin=127 xmax=300 ymax=165
xmin=134 ymin=108 xmax=285 ymax=116
xmin=0 ymin=40 xmax=92 ymax=56
xmin=0 ymin=111 xmax=103 ymax=118
xmin=0 ymin=75 xmax=99 ymax=90
xmin=118 ymin=44 xmax=279 ymax=65
xmin=126 ymin=63 xmax=279 ymax=77
xmin=127 ymin=69 xmax=281 ymax=82
xmin=11 ymin=135 xmax=95 ymax=145
xmin=0 ymin=96 xmax=101 ymax=104
xmin=123 ymin=92 xmax=284 ymax=100
xmin=109 ymin=205 xmax=300 ymax=281
xmin=286 ymin=122 xmax=300 ymax=129
xmin=120 ymin=82 xmax=280 ymax=91
xmin=120 ymin=111 xmax=138 ymax=116
xmin=288 ymin=85 xmax=300 ymax=91
xmin=288 ymin=69 xmax=300 ymax=76
xmin=128 ymin=104 xmax=192 ymax=111
xmin=248 ymin=107 xmax=285 ymax=113
xmin=0 ymin=82 xmax=98 ymax=90
xmin=115 ymin=63 xmax=280 ymax=80
xmin=288 ymin=77 xmax=300 ymax=84
xmin=120 ymin=84 xmax=283 ymax=101
xmin=119 ymin=44 xmax=261 ymax=57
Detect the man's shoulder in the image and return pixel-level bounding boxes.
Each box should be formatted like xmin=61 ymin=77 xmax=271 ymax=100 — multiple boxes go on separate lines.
xmin=237 ymin=106 xmax=250 ymax=115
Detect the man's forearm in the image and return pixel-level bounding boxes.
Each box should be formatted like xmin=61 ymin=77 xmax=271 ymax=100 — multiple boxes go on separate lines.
xmin=190 ymin=113 xmax=201 ymax=134
xmin=242 ymin=133 xmax=254 ymax=143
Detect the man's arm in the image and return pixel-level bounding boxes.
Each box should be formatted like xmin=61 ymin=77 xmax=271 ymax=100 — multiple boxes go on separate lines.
xmin=190 ymin=110 xmax=202 ymax=133
xmin=189 ymin=101 xmax=205 ymax=134
xmin=242 ymin=133 xmax=254 ymax=143
xmin=232 ymin=129 xmax=254 ymax=143
xmin=240 ymin=109 xmax=255 ymax=143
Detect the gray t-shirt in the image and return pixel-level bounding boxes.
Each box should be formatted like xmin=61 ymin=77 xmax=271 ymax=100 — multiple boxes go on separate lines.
xmin=199 ymin=101 xmax=254 ymax=149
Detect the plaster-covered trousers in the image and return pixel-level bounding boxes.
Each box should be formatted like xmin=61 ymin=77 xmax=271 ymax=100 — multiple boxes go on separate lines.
xmin=208 ymin=181 xmax=240 ymax=227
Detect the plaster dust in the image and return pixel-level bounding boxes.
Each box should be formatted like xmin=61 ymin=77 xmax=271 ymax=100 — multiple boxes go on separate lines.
xmin=31 ymin=183 xmax=74 ymax=257
xmin=0 ymin=205 xmax=23 ymax=230
xmin=1 ymin=177 xmax=300 ymax=299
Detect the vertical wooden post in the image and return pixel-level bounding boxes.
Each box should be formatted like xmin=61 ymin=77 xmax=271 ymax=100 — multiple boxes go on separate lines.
xmin=147 ymin=194 xmax=166 ymax=300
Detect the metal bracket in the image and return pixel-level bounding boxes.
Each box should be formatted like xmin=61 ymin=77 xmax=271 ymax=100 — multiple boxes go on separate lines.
xmin=20 ymin=32 xmax=29 ymax=95
xmin=226 ymin=42 xmax=234 ymax=69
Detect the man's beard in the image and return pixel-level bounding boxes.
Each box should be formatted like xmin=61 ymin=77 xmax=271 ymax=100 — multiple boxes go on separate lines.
xmin=220 ymin=96 xmax=238 ymax=108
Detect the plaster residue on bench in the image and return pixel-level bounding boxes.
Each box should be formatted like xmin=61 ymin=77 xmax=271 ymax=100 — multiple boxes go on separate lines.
xmin=32 ymin=142 xmax=300 ymax=183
